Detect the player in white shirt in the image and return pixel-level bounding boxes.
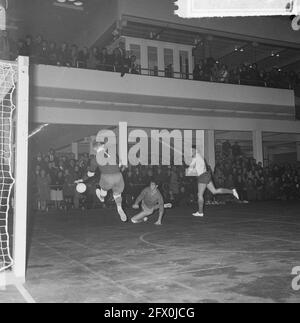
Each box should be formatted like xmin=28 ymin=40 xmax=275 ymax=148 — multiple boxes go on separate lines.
xmin=187 ymin=146 xmax=239 ymax=217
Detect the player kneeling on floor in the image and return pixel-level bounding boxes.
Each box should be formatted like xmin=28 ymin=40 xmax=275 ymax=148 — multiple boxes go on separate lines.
xmin=131 ymin=179 xmax=172 ymax=225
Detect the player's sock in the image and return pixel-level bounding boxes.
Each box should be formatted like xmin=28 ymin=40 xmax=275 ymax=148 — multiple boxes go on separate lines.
xmin=114 ymin=193 xmax=127 ymax=222
xmin=96 ymin=188 xmax=107 ymax=203
xmin=232 ymin=189 xmax=240 ymax=200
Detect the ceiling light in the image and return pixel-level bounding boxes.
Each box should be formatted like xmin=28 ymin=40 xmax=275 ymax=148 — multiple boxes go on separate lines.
xmin=240 ymin=48 xmax=244 ymax=52
xmin=74 ymin=1 xmax=83 ymax=6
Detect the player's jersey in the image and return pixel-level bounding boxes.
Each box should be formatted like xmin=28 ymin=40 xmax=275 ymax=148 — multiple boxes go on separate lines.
xmin=135 ymin=187 xmax=164 ymax=214
xmin=89 ymin=156 xmax=120 ymax=175
xmin=191 ymin=153 xmax=207 ymax=176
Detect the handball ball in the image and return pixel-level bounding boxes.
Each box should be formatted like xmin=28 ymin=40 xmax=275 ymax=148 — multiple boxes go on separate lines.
xmin=76 ymin=183 xmax=87 ymax=194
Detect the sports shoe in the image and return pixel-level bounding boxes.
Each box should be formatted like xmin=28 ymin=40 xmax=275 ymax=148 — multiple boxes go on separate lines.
xmin=192 ymin=212 xmax=204 ymax=217
xmin=117 ymin=207 xmax=127 ymax=222
xmin=131 ymin=217 xmax=147 ymax=224
xmin=154 ymin=221 xmax=162 ymax=225
xmin=164 ymin=203 xmax=172 ymax=209
xmin=96 ymin=188 xmax=105 ymax=203
xmin=232 ymin=189 xmax=240 ymax=200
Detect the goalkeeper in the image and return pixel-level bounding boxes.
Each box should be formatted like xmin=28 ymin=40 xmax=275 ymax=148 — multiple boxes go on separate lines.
xmin=131 ymin=179 xmax=172 ymax=225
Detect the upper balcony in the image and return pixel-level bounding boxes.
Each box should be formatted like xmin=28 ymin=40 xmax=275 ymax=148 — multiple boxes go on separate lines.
xmin=32 ymin=64 xmax=295 ymax=124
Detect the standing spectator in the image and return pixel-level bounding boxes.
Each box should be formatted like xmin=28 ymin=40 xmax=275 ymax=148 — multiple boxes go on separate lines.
xmin=63 ymin=168 xmax=75 ymax=208
xmin=130 ymin=55 xmax=140 ymax=74
xmin=113 ymin=41 xmax=126 ymax=73
xmin=87 ymin=46 xmax=100 ymax=69
xmin=222 ymin=140 xmax=232 ymax=157
xmin=38 ymin=40 xmax=49 ymax=65
xmin=99 ymin=47 xmax=109 ymax=71
xmin=48 ymin=41 xmax=58 ymax=65
xmin=0 ymin=30 xmax=10 ymax=60
xmin=17 ymin=39 xmax=26 ymax=56
xmin=232 ymin=142 xmax=242 ymax=158
xmin=57 ymin=42 xmax=71 ymax=67
xmin=70 ymin=44 xmax=79 ymax=68
xmin=36 ymin=169 xmax=51 ymax=211
xmin=23 ymin=35 xmax=33 ymax=57
xmin=235 ymin=175 xmax=247 ymax=202
xmin=77 ymin=46 xmax=89 ymax=68
xmin=218 ymin=64 xmax=229 ymax=83
xmin=229 ymin=67 xmax=240 ymax=84
xmin=193 ymin=64 xmax=202 ymax=81
xmin=32 ymin=34 xmax=43 ymax=62
xmin=50 ymin=170 xmax=65 ymax=209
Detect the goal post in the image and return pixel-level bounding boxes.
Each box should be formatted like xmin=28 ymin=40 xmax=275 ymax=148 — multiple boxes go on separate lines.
xmin=13 ymin=56 xmax=29 ymax=282
xmin=0 ymin=56 xmax=29 ymax=286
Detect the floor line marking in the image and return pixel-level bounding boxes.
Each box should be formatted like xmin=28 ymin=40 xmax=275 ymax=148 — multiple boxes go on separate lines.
xmin=15 ymin=284 xmax=36 ymax=304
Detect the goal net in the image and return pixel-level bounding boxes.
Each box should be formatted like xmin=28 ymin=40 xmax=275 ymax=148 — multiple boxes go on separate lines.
xmin=0 ymin=57 xmax=29 ymax=284
xmin=0 ymin=60 xmax=16 ymax=273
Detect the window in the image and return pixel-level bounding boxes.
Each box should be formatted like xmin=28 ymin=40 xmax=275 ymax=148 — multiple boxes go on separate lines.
xmin=164 ymin=48 xmax=174 ymax=78
xmin=148 ymin=46 xmax=158 ymax=76
xmin=179 ymin=50 xmax=189 ymax=79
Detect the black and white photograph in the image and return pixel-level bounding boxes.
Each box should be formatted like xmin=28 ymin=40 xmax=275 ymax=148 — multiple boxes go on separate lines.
xmin=0 ymin=0 xmax=300 ymax=306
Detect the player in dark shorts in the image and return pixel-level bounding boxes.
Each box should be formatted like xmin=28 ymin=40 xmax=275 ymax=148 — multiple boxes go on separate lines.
xmin=187 ymin=146 xmax=239 ymax=217
xmin=85 ymin=141 xmax=127 ymax=222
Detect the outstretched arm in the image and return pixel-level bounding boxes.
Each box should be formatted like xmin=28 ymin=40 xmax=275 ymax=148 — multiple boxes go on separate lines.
xmin=133 ymin=188 xmax=147 ymax=207
xmin=155 ymin=192 xmax=164 ymax=225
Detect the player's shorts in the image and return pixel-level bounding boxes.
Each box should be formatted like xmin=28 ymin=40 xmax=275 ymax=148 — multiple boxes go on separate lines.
xmin=50 ymin=189 xmax=63 ymax=201
xmin=141 ymin=201 xmax=155 ymax=215
xmin=197 ymin=172 xmax=212 ymax=184
xmin=100 ymin=173 xmax=125 ymax=194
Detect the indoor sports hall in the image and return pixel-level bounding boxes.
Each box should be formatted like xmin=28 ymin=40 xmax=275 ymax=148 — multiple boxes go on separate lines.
xmin=1 ymin=0 xmax=300 ymax=303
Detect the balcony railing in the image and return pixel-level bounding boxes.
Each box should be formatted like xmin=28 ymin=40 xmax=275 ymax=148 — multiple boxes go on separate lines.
xmin=32 ymin=57 xmax=297 ymax=91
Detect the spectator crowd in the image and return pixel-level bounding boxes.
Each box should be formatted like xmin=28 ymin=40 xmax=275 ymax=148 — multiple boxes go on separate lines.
xmin=1 ymin=31 xmax=299 ymax=89
xmin=31 ymin=144 xmax=300 ymax=213
xmin=193 ymin=58 xmax=300 ymax=90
